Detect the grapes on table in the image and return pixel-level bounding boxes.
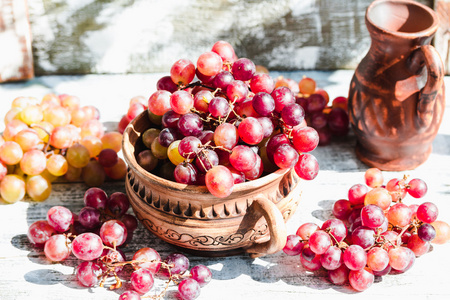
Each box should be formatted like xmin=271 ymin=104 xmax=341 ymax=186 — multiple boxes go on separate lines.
xmin=0 ymin=94 xmax=126 ymax=204
xmin=26 ymin=187 xmax=211 ymax=299
xmin=282 ymin=167 xmax=450 ymax=292
xmin=123 ymin=41 xmax=321 ymax=198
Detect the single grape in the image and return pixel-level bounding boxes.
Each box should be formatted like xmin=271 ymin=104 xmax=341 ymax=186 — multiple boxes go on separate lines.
xmin=211 ymin=40 xmax=237 ymax=63
xmin=416 ymin=202 xmax=438 ymax=223
xmin=388 ymin=246 xmax=415 ymax=271
xmin=407 ymin=234 xmax=431 ymax=256
xmin=170 ymin=90 xmax=194 ymax=115
xmin=321 ymin=219 xmax=347 ymax=243
xmin=332 ymin=199 xmax=352 ymax=220
xmin=157 ymin=75 xmax=178 ymax=93
xmin=298 ymin=77 xmax=316 ymax=95
xmin=119 ymin=291 xmax=141 ymax=300
xmin=283 ymin=234 xmax=304 ymax=256
xmin=161 ymin=111 xmax=181 ymax=129
xmin=81 ymin=159 xmax=106 ymax=187
xmin=195 ymin=149 xmax=219 ymax=173
xmin=349 ymin=267 xmax=374 ymax=292
xmin=47 ymin=206 xmax=74 ymax=233
xmin=178 ymin=113 xmax=204 ymax=137
xmin=327 ymin=107 xmax=349 ymax=136
xmin=226 ymin=80 xmax=249 ymax=103
xmin=158 ymin=127 xmax=181 ymax=148
xmin=407 ymin=178 xmax=427 ymax=198
xmin=84 ymin=187 xmax=108 ymax=209
xmin=291 ymin=126 xmax=319 ymax=153
xmin=387 ymin=203 xmax=413 ymax=227
xmin=232 ymin=58 xmax=256 ymax=81
xmin=296 ymin=222 xmax=320 ymax=240
xmin=78 ymin=207 xmax=101 ymax=229
xmin=76 ymin=261 xmax=103 ymax=287
xmin=238 ymin=117 xmax=264 ymax=145
xmin=252 ymin=92 xmax=275 ymax=117
xmin=170 ymin=58 xmax=195 ymax=86
xmin=72 ymin=232 xmax=104 ymax=261
xmin=360 ymin=204 xmax=385 ymax=229
xmin=174 ymin=162 xmax=198 ymax=184
xmin=250 ymin=73 xmax=275 ymax=94
xmin=197 ymin=51 xmax=223 ymax=77
xmin=243 ymin=154 xmax=263 ymax=180
xmin=328 ymin=264 xmax=349 ymax=285
xmin=132 ymin=247 xmax=161 ymax=274
xmin=178 ymin=278 xmax=201 ymax=300
xmin=364 ymin=168 xmax=383 ymax=188
xmin=44 ymin=234 xmax=72 ymax=262
xmin=294 ymin=153 xmax=319 ymax=180
xmin=281 ymin=103 xmax=305 ymax=127
xmin=26 ymin=175 xmax=52 ymax=202
xmin=20 ymin=149 xmax=47 ymax=176
xmin=213 ymin=123 xmax=239 ymax=150
xmin=273 ymin=143 xmax=299 ymax=169
xmin=98 ymin=148 xmax=119 ymax=168
xmin=46 ymin=154 xmax=69 ymax=176
xmin=364 ymin=187 xmax=391 ymax=210
xmin=229 ymin=145 xmax=257 ymax=172
xmin=131 ymin=268 xmax=154 ymax=294
xmin=100 ymin=219 xmax=128 ymax=247
xmin=213 ymin=71 xmax=234 ymax=90
xmin=137 ymin=149 xmax=158 ymax=172
xmin=205 ymin=165 xmax=234 ymax=198
xmin=190 ymin=265 xmax=212 ymax=287
xmin=431 ymin=220 xmax=450 ymax=244
xmin=161 ymin=253 xmax=190 ymax=278
xmin=27 ymin=220 xmax=56 ymax=247
xmin=351 ymin=226 xmax=375 ymax=249
xmin=343 ymin=244 xmax=367 ymax=271
xmin=366 ymin=247 xmax=389 ymax=272
xmin=417 ymin=223 xmax=436 ymax=242
xmin=308 ymin=230 xmax=332 ymax=255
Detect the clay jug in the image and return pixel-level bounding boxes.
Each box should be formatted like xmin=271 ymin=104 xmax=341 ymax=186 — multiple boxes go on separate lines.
xmin=348 ymin=0 xmax=445 ymax=171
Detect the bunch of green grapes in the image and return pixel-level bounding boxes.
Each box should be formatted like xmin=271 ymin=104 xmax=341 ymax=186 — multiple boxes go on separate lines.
xmin=0 ymin=94 xmax=126 ymax=204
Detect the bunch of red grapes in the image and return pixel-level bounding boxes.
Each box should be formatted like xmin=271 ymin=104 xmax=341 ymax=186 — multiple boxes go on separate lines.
xmin=0 ymin=94 xmax=127 ymax=204
xmin=127 ymin=41 xmax=321 ymax=198
xmin=283 ymin=168 xmax=450 ymax=291
xmin=27 ymin=187 xmax=211 ymax=300
xmin=275 ymin=75 xmax=350 ymax=146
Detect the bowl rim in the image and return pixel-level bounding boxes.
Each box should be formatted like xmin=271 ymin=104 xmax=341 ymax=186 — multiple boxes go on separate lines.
xmin=122 ymin=111 xmax=291 ymax=194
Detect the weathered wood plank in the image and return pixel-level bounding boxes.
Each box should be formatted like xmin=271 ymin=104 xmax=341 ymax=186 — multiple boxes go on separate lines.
xmin=26 ymin=0 xmax=433 ymax=75
xmin=0 ymin=0 xmax=34 ymax=82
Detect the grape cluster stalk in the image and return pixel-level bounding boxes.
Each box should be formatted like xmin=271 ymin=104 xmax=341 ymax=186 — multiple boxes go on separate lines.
xmin=120 ymin=41 xmax=321 ymax=198
xmin=27 ymin=187 xmax=211 ymax=300
xmin=282 ymin=168 xmax=450 ymax=291
xmin=0 ymin=94 xmax=127 ymax=204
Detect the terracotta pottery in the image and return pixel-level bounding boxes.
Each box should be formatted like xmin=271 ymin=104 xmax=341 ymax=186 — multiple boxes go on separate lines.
xmin=348 ymin=0 xmax=445 ymax=171
xmin=122 ymin=111 xmax=302 ymax=257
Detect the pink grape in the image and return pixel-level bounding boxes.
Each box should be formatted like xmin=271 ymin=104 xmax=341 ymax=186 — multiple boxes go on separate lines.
xmin=308 ymin=230 xmax=332 ymax=255
xmin=100 ymin=220 xmax=127 ymax=247
xmin=72 ymin=232 xmax=104 ymax=261
xmin=348 ymin=183 xmax=368 ymax=206
xmin=294 ymin=153 xmax=319 ymax=180
xmin=291 ymin=126 xmax=319 ymax=152
xmin=170 ymin=90 xmax=194 ymax=115
xmin=131 ymin=268 xmax=154 ymax=294
xmin=229 ymin=145 xmax=257 ymax=172
xmin=367 ymin=247 xmax=389 ymax=272
xmin=252 ymin=92 xmax=275 ymax=117
xmin=328 ymin=264 xmax=350 ymax=285
xmin=119 ymin=291 xmax=141 ymax=300
xmin=213 ymin=123 xmax=239 ymax=150
xmin=84 ymin=187 xmax=108 ymax=209
xmin=343 ymin=245 xmax=367 ymax=271
xmin=250 ymin=73 xmax=275 ymax=94
xmin=321 ymin=219 xmax=347 ymax=243
xmin=283 ymin=234 xmax=304 ymax=256
xmin=148 ymin=90 xmax=172 ymax=116
xmin=273 ymin=143 xmax=299 ymax=169
xmin=226 ymin=80 xmax=249 ymax=103
xmin=320 ymin=245 xmax=343 ymax=270
xmin=407 ymin=178 xmax=427 ymax=198
xmin=360 ymin=204 xmax=385 ymax=229
xmin=157 ymin=75 xmax=178 ymax=93
xmin=238 ymin=117 xmax=264 ymax=145
xmin=190 ymin=265 xmax=212 ymax=287
xmin=197 ymin=51 xmax=223 ymax=77
xmin=132 ymin=247 xmax=161 ymax=274
xmin=178 ymin=278 xmax=201 ymax=300
xmin=281 ymin=103 xmax=305 ymax=126
xmin=416 ymin=202 xmax=438 ymax=223
xmin=47 ymin=206 xmax=74 ymax=233
xmin=44 ymin=234 xmax=72 ymax=262
xmin=211 ymin=40 xmax=236 ymax=63
xmin=349 ymin=267 xmax=374 ymax=291
xmin=208 ymin=96 xmax=230 ymax=118
xmin=76 ymin=261 xmax=103 ymax=287
xmin=160 ymin=253 xmax=190 ymax=277
xmin=170 ymin=58 xmax=195 ymax=86
xmin=27 ymin=220 xmax=56 ymax=247
xmin=205 ymin=165 xmax=234 ymax=198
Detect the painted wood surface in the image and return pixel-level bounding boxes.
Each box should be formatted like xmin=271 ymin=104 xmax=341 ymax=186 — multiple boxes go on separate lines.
xmin=0 ymin=71 xmax=450 ymax=299
xmin=0 ymin=0 xmax=34 ymax=82
xmin=23 ymin=0 xmax=433 ymax=75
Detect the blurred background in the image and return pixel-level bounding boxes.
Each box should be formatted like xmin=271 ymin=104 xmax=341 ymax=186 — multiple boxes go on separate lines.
xmin=0 ymin=0 xmax=448 ymax=83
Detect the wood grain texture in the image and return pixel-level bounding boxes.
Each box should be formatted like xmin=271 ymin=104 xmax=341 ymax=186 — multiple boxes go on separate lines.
xmin=0 ymin=0 xmax=34 ymax=82
xmin=0 ymin=71 xmax=450 ymax=300
xmin=26 ymin=0 xmax=433 ymax=75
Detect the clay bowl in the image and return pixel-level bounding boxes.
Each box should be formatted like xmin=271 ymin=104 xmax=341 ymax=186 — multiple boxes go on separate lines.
xmin=122 ymin=111 xmax=303 ymax=257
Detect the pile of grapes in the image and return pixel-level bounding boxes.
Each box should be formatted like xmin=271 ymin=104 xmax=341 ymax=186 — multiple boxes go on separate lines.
xmin=130 ymin=41 xmax=321 ymax=198
xmin=27 ymin=187 xmax=211 ymax=300
xmin=283 ymin=168 xmax=450 ymax=291
xmin=0 ymin=94 xmax=127 ymax=204
xmin=274 ymin=75 xmax=350 ymax=146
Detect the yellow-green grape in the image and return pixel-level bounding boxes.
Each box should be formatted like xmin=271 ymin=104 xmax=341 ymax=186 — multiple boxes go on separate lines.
xmin=0 ymin=141 xmax=24 ymax=165
xmin=80 ymin=136 xmax=103 ymax=158
xmin=81 ymin=160 xmax=105 ymax=187
xmin=49 ymin=125 xmax=74 ymax=149
xmin=60 ymin=94 xmax=80 ymax=111
xmin=167 ymin=140 xmax=184 ymax=165
xmin=142 ymin=128 xmax=161 ymax=149
xmin=151 ymin=138 xmax=168 ymax=160
xmin=11 ymin=96 xmax=38 ymax=109
xmin=137 ymin=149 xmax=158 ymax=172
xmin=148 ymin=110 xmax=163 ymax=125
xmin=64 ymin=164 xmax=82 ymax=182
xmin=2 ymin=119 xmax=28 ymax=141
xmin=82 ymin=105 xmax=100 ymax=120
xmin=104 ymin=157 xmax=127 ymax=180
xmin=19 ymin=104 xmax=44 ymax=125
xmin=26 ymin=175 xmax=52 ymax=202
xmin=43 ymin=106 xmax=71 ymax=127
xmin=66 ymin=143 xmax=90 ymax=168
xmin=20 ymin=149 xmax=47 ymax=175
xmin=41 ymin=93 xmax=61 ymax=109
xmin=47 ymin=154 xmax=69 ymax=176
xmin=13 ymin=128 xmax=42 ymax=152
xmin=0 ymin=174 xmax=26 ymax=203
xmin=40 ymin=168 xmax=59 ymax=183
xmin=32 ymin=121 xmax=54 ymax=143
xmin=101 ymin=131 xmax=123 ymax=153
xmin=70 ymin=107 xmax=90 ymax=127
xmin=80 ymin=119 xmax=104 ymax=139
xmin=4 ymin=107 xmax=22 ymax=125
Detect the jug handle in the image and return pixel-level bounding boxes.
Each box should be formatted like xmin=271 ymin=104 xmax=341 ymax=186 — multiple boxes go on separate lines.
xmin=416 ymin=45 xmax=444 ymax=129
xmin=244 ymin=195 xmax=287 ymax=258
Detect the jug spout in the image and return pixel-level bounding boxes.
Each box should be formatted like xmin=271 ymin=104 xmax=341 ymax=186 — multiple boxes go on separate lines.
xmin=415 ymin=45 xmax=445 ymax=130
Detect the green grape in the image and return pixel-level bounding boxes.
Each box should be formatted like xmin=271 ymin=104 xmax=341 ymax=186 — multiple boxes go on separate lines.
xmin=20 ymin=149 xmax=47 ymax=175
xmin=32 ymin=121 xmax=54 ymax=143
xmin=167 ymin=140 xmax=184 ymax=165
xmin=11 ymin=96 xmax=38 ymax=109
xmin=82 ymin=160 xmax=106 ymax=187
xmin=0 ymin=141 xmax=23 ymax=165
xmin=64 ymin=164 xmax=82 ymax=182
xmin=46 ymin=154 xmax=68 ymax=176
xmin=4 ymin=107 xmax=22 ymax=125
xmin=142 ymin=128 xmax=161 ymax=149
xmin=80 ymin=119 xmax=104 ymax=139
xmin=151 ymin=138 xmax=168 ymax=160
xmin=43 ymin=105 xmax=71 ymax=127
xmin=66 ymin=143 xmax=90 ymax=168
xmin=0 ymin=174 xmax=26 ymax=203
xmin=101 ymin=131 xmax=123 ymax=153
xmin=13 ymin=128 xmax=42 ymax=152
xmin=26 ymin=175 xmax=52 ymax=202
xmin=19 ymin=104 xmax=44 ymax=125
xmin=104 ymin=157 xmax=127 ymax=180
xmin=80 ymin=136 xmax=103 ymax=158
xmin=137 ymin=149 xmax=158 ymax=172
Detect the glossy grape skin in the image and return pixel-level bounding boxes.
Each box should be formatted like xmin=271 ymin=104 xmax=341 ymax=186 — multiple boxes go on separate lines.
xmin=364 ymin=187 xmax=391 ymax=210
xmin=388 ymin=246 xmax=415 ymax=271
xmin=20 ymin=149 xmax=47 ymax=176
xmin=44 ymin=234 xmax=72 ymax=262
xmin=78 ymin=207 xmax=101 ymax=229
xmin=46 ymin=154 xmax=68 ymax=176
xmin=170 ymin=90 xmax=194 ymax=115
xmin=416 ymin=202 xmax=438 ymax=223
xmin=26 ymin=175 xmax=52 ymax=202
xmin=0 ymin=174 xmax=26 ymax=203
xmin=226 ymin=80 xmax=249 ymax=104
xmin=308 ymin=230 xmax=332 ymax=255
xmin=243 ymin=153 xmax=263 ymax=180
xmin=195 ymin=149 xmax=219 ymax=173
xmin=238 ymin=117 xmax=264 ymax=145
xmin=13 ymin=128 xmax=41 ymax=151
xmin=321 ymin=219 xmax=347 ymax=243
xmin=328 ymin=264 xmax=350 ymax=285
xmin=320 ymin=245 xmax=343 ymax=271
xmin=281 ymin=103 xmax=305 ymax=127
xmin=137 ymin=150 xmax=158 ymax=173
xmin=296 ymin=222 xmax=320 ymax=240
xmin=174 ymin=162 xmax=198 ymax=185
xmin=132 ymin=247 xmax=161 ymax=274
xmin=431 ymin=220 xmax=450 ymax=244
xmin=367 ymin=247 xmax=389 ymax=272
xmin=294 ymin=153 xmax=319 ymax=180
xmin=282 ymin=234 xmax=304 ymax=256
xmin=170 ymin=58 xmax=195 ymax=86
xmin=108 ymin=192 xmax=130 ymax=217
xmin=98 ymin=148 xmax=119 ymax=168
xmin=76 ymin=261 xmax=103 ymax=287
xmin=332 ymin=199 xmax=352 ymax=220
xmin=205 ymin=165 xmax=234 ymax=198
xmin=130 ymin=268 xmax=154 ymax=295
xmin=418 ymin=223 xmax=436 ymax=242
xmin=27 ymin=220 xmax=56 ymax=247
xmin=387 ymin=203 xmax=412 ymax=227
xmin=157 ymin=75 xmax=178 ymax=93
xmin=160 ymin=253 xmax=190 ymax=278
xmin=213 ymin=123 xmax=239 ymax=150
xmin=229 ymin=145 xmax=257 ymax=172
xmin=407 ymin=234 xmax=430 ymax=256
xmin=273 ymin=143 xmax=299 ymax=169
xmin=407 ymin=178 xmax=428 ymax=198
xmin=158 ymin=127 xmax=180 ymax=148
xmin=364 ymin=168 xmax=384 ymax=188
xmin=349 ymin=267 xmax=374 ymax=292
xmin=148 ymin=90 xmax=172 ymax=116
xmin=178 ymin=278 xmax=201 ymax=300
xmin=197 ymin=51 xmax=223 ymax=76
xmin=190 ymin=265 xmax=212 ymax=287
xmin=298 ymin=77 xmax=316 ymax=95
xmin=99 ymin=220 xmax=128 ymax=247
xmin=360 ymin=204 xmax=385 ymax=229
xmin=300 ymin=247 xmax=322 ymax=271
xmin=213 ymin=70 xmax=234 ymax=90
xmin=351 ymin=226 xmax=375 ymax=249
xmin=232 ymin=58 xmax=255 ymax=81
xmin=167 ymin=140 xmax=185 ymax=166
xmin=72 ymin=232 xmax=104 ymax=261
xmin=343 ymin=245 xmax=367 ymax=271
xmin=84 ymin=187 xmax=108 ymax=209
xmin=47 ymin=206 xmax=74 ymax=233
xmin=178 ymin=113 xmax=204 ymax=137
xmin=291 ymin=126 xmax=319 ymax=153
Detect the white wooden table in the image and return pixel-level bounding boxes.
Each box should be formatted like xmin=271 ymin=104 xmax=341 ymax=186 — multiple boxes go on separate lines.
xmin=1 ymin=71 xmax=450 ymax=300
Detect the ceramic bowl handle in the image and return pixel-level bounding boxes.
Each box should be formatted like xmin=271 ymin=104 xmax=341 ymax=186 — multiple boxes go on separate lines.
xmin=416 ymin=45 xmax=445 ymax=129
xmin=244 ymin=195 xmax=287 ymax=258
